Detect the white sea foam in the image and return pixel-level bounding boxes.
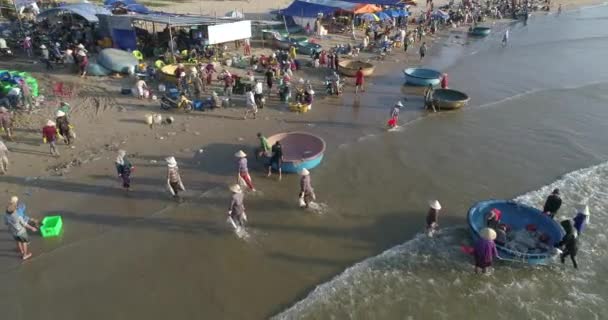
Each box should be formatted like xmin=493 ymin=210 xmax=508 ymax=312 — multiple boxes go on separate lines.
xmin=273 ymin=162 xmax=608 ymax=320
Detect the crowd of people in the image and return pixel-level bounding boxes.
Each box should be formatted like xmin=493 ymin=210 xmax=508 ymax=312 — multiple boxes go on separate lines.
xmin=424 ymin=188 xmax=590 ymax=273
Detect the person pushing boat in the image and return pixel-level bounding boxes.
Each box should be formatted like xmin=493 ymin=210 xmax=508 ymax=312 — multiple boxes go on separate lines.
xmin=474 ymin=228 xmax=498 ymax=274
xmin=557 ymin=220 xmax=579 ymax=269
xmin=543 ymin=188 xmax=562 ymax=218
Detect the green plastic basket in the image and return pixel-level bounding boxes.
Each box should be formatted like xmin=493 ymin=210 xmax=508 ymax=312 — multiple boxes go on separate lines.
xmin=40 ymin=216 xmax=63 ymax=238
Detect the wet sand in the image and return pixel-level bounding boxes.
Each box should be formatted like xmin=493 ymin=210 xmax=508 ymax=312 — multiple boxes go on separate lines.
xmin=1 ymin=1 xmax=605 ymax=319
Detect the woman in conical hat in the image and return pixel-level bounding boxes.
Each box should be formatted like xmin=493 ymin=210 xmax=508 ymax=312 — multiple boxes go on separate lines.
xmin=228 ymin=184 xmax=247 ymax=229
xmin=426 ymin=200 xmax=441 ymax=235
xmin=473 ymin=227 xmax=498 ymax=274
xmin=235 ymin=150 xmax=255 ymax=191
xmin=166 ymin=156 xmax=186 ymax=201
xmin=298 ymin=168 xmax=316 ymax=208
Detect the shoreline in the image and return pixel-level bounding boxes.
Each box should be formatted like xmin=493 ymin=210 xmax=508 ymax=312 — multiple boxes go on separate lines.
xmin=1 ymin=1 xmax=606 ymax=319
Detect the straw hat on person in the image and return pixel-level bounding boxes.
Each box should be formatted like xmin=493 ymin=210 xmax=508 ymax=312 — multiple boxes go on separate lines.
xmin=9 ymin=196 xmax=18 ymax=204
xmin=396 ymin=101 xmax=404 ymax=108
xmin=229 ymin=184 xmax=242 ymax=193
xmin=77 ymin=43 xmax=85 ymax=49
xmin=299 ymin=168 xmax=310 ymax=176
xmin=78 ymin=51 xmax=86 ymax=57
xmin=40 ymin=44 xmax=46 ymax=49
xmin=234 ymin=150 xmax=247 ymax=158
xmin=46 ymin=120 xmax=55 ymax=127
xmin=480 ymin=227 xmax=497 ymax=241
xmin=166 ymin=156 xmax=177 ymax=167
xmin=55 ymin=110 xmax=66 ymax=117
xmin=429 ymin=200 xmax=441 ymax=210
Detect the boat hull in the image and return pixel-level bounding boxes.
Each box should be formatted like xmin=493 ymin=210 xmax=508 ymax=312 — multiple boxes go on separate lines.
xmin=267 ymin=132 xmax=326 ymax=173
xmin=403 ymin=68 xmax=442 ymax=86
xmin=469 ymin=27 xmax=491 ymax=36
xmin=432 ymin=88 xmax=470 ymax=110
xmin=338 ymin=60 xmax=375 ymax=77
xmin=467 ymin=200 xmax=564 ymax=265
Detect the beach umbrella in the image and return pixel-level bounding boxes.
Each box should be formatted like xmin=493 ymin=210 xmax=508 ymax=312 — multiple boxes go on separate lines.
xmin=376 ymin=11 xmax=391 ymax=20
xmin=360 ymin=13 xmax=380 ymax=22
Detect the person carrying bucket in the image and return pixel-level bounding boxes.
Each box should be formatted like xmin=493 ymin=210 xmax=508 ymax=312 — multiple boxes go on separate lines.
xmin=474 ymin=228 xmax=498 ymax=274
xmin=388 ymin=101 xmax=403 ymax=128
xmin=227 ymin=184 xmax=247 ymax=230
xmin=298 ymin=168 xmax=316 ymax=208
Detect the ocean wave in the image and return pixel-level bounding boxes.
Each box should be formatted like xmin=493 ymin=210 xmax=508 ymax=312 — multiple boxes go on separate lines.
xmin=273 ymin=161 xmax=608 ymax=320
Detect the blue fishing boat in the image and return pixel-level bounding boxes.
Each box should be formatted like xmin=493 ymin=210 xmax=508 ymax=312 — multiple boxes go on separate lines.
xmin=403 ymin=68 xmax=442 ymax=86
xmin=469 ymin=26 xmax=491 ymax=36
xmin=267 ymin=132 xmax=326 ymax=173
xmin=467 ymin=200 xmax=564 ymax=265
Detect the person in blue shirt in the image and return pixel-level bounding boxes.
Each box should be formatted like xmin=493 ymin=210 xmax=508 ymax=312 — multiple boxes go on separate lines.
xmin=572 ymin=204 xmax=590 ymax=235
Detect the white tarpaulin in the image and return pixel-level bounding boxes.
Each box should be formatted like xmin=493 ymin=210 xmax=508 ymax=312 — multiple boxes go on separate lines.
xmin=207 ymin=20 xmax=251 ymax=45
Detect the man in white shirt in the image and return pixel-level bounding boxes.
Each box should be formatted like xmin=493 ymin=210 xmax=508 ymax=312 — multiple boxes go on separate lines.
xmin=253 ymin=80 xmax=264 ymax=108
xmin=244 ymin=88 xmax=257 ymax=119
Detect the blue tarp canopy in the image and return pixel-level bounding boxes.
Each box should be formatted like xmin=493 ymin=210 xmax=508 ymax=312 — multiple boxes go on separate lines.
xmin=341 ymin=0 xmax=405 ymax=5
xmin=384 ymin=9 xmax=409 ymax=17
xmin=37 ymin=3 xmax=112 ymax=23
xmin=282 ymin=0 xmax=359 ymax=18
xmin=104 ymin=0 xmax=137 ymax=5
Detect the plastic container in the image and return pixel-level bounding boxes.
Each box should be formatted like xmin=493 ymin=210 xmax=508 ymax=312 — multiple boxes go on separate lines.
xmin=40 ymin=216 xmax=63 ymax=238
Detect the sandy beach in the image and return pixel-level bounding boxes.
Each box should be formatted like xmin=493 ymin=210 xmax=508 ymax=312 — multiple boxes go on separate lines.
xmin=1 ymin=0 xmax=606 ymax=319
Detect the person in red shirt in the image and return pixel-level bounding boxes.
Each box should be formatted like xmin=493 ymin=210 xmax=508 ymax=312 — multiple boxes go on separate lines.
xmin=42 ymin=120 xmax=59 ymax=156
xmin=355 ymin=67 xmax=365 ymax=94
xmin=441 ymin=73 xmax=448 ymax=89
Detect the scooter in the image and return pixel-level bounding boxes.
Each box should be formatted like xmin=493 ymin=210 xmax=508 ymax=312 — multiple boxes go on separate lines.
xmin=160 ymin=93 xmax=193 ymax=112
xmin=0 ymin=47 xmax=13 ymax=58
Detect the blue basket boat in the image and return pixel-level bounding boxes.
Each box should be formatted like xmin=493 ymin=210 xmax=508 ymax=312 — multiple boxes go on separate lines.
xmin=267 ymin=132 xmax=326 ymax=173
xmin=467 ymin=200 xmax=564 ymax=265
xmin=403 ymin=68 xmax=442 ymax=86
xmin=469 ymin=26 xmax=491 ymax=36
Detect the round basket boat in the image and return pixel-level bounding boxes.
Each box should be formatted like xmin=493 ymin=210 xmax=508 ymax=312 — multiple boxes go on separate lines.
xmin=403 ymin=68 xmax=442 ymax=86
xmin=432 ymin=89 xmax=470 ymax=110
xmin=266 ymin=132 xmax=326 ymax=173
xmin=467 ymin=200 xmax=564 ymax=265
xmin=160 ymin=63 xmax=197 ymax=84
xmin=338 ymin=60 xmax=375 ymax=77
xmin=469 ymin=26 xmax=491 ymax=37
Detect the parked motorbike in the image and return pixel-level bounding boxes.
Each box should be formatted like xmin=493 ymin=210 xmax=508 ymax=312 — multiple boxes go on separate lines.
xmin=160 ymin=93 xmax=193 ymax=112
